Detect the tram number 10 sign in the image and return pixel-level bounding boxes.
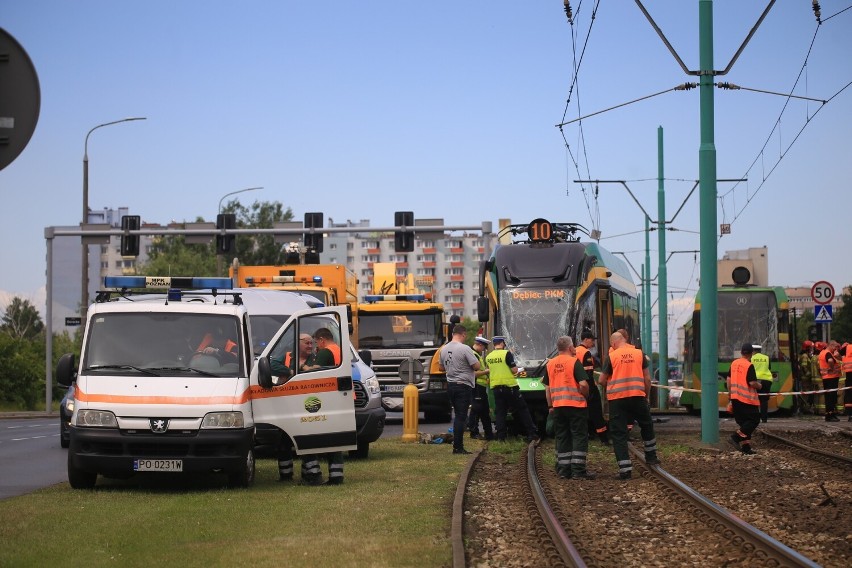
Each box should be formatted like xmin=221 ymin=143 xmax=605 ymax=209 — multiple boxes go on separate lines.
xmin=810 ymin=281 xmax=835 ymax=305
xmin=528 ymin=218 xmax=553 ymax=242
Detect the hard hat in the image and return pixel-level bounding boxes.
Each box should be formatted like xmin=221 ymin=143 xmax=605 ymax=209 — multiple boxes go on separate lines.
xmin=815 ymin=341 xmax=826 ymax=351
xmin=802 ymin=340 xmax=813 ymax=348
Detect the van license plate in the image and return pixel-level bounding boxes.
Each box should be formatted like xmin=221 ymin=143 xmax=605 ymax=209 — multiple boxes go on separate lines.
xmin=134 ymin=459 xmax=183 ymax=472
xmin=382 ymin=385 xmax=406 ymax=392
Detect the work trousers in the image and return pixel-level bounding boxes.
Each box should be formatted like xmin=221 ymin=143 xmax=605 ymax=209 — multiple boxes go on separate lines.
xmin=732 ymin=399 xmax=760 ymax=441
xmin=608 ymin=396 xmax=657 ymax=477
xmin=492 ymin=385 xmax=538 ymax=442
xmin=552 ymin=405 xmax=590 ymax=477
xmin=466 ymin=384 xmax=494 ymax=439
xmin=845 ymin=373 xmax=852 ymax=415
xmin=586 ymin=381 xmax=608 ymax=438
xmin=448 ymin=382 xmax=473 ymax=451
xmin=823 ymin=378 xmax=839 ymax=416
xmin=278 ymin=436 xmax=343 ymax=483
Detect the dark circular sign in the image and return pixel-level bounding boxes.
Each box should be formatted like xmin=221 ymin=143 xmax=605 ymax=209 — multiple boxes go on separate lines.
xmin=0 ymin=28 xmax=41 ymax=172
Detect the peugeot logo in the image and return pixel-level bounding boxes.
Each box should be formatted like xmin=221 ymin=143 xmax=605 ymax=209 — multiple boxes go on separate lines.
xmin=736 ymin=296 xmax=748 ymax=306
xmin=150 ymin=418 xmax=169 ymax=433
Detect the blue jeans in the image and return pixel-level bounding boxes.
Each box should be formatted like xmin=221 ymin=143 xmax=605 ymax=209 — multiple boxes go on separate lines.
xmin=448 ymin=382 xmax=473 ymax=451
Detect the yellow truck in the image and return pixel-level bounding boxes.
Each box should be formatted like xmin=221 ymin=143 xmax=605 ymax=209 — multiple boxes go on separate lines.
xmin=230 ymin=260 xmax=359 ymax=341
xmin=357 ymin=263 xmax=451 ymax=421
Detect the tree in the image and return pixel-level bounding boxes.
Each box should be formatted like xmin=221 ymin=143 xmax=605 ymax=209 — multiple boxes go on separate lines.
xmin=830 ymin=285 xmax=852 ymax=341
xmin=138 ymin=200 xmax=295 ymax=277
xmin=1 ymin=297 xmax=44 ymax=341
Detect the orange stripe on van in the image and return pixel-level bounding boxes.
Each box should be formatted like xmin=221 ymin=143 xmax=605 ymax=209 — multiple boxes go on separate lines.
xmin=75 ymin=386 xmax=251 ymax=406
xmin=250 ymin=377 xmax=340 ymax=400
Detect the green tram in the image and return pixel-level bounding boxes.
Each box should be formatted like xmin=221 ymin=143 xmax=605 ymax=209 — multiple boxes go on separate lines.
xmin=679 ymin=270 xmax=793 ymax=414
xmin=476 ymin=218 xmax=640 ymax=430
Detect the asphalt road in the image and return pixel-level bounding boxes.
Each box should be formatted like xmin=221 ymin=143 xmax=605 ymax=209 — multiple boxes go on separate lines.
xmin=0 ymin=411 xmax=453 ymax=500
xmin=0 ymin=417 xmax=67 ymax=500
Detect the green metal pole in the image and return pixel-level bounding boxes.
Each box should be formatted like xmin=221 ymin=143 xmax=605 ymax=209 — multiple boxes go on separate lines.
xmin=644 ymin=221 xmax=653 ymax=382
xmin=657 ymin=126 xmax=669 ymax=408
xmin=699 ymin=0 xmax=720 ymax=442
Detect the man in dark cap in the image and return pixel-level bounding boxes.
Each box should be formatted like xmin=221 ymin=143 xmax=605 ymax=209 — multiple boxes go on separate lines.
xmin=576 ymin=330 xmax=609 ymax=445
xmin=438 ymin=324 xmax=481 ymax=455
xmin=726 ymin=343 xmax=761 ymax=455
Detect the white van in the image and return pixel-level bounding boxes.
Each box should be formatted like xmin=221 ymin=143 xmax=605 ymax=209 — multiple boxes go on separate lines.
xmin=232 ymin=288 xmax=385 ymax=458
xmin=56 ymin=276 xmax=356 ymax=489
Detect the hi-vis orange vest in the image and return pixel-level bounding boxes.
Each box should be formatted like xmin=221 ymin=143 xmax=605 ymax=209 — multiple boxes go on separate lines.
xmin=575 ymin=345 xmax=595 ymax=374
xmin=842 ymin=346 xmax=852 ymax=374
xmin=605 ymin=346 xmax=646 ymax=401
xmin=818 ymin=349 xmax=840 ymax=379
xmin=729 ymin=357 xmax=759 ymax=406
xmin=546 ymin=354 xmax=587 ymax=408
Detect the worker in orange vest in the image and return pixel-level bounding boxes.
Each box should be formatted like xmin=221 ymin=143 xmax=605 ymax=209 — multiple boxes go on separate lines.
xmin=727 ymin=343 xmax=761 ymax=454
xmin=545 ymin=336 xmax=596 ymax=480
xmin=599 ymin=332 xmax=660 ymax=480
xmin=818 ymin=340 xmax=841 ymax=422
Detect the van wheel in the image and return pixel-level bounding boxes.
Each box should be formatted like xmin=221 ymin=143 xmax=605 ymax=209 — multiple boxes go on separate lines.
xmin=67 ymin=455 xmax=96 ymax=489
xmin=349 ymin=441 xmax=369 ymax=459
xmin=227 ymin=448 xmax=255 ymax=488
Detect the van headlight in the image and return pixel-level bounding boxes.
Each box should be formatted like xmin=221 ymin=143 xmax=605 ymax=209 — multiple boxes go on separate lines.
xmin=364 ymin=376 xmax=381 ymax=395
xmin=64 ymin=397 xmax=75 ymax=414
xmin=76 ymin=409 xmax=118 ymax=428
xmin=201 ymin=412 xmax=244 ymax=429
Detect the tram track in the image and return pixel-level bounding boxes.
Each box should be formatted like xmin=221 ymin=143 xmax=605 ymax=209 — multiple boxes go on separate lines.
xmin=461 ymin=432 xmax=843 ymax=567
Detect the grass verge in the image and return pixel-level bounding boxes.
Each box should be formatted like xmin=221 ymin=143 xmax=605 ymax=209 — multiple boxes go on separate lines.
xmin=0 ymin=437 xmax=484 ymax=567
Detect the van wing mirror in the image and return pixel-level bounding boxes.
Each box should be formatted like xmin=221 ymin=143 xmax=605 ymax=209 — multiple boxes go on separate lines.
xmin=56 ymin=353 xmax=76 ymax=387
xmin=258 ymin=356 xmax=274 ymax=389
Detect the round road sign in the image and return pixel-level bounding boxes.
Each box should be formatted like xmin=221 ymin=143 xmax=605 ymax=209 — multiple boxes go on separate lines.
xmin=810 ymin=281 xmax=835 ymax=305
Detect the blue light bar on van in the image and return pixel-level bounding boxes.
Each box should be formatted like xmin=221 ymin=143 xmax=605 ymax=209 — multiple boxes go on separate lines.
xmin=103 ymin=276 xmax=233 ymax=290
xmin=313 ymin=276 xmax=322 ymax=284
xmin=364 ymin=294 xmax=426 ymax=303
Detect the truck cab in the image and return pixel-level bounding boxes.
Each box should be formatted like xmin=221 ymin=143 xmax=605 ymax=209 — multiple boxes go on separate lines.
xmin=57 ymin=276 xmax=356 ymax=489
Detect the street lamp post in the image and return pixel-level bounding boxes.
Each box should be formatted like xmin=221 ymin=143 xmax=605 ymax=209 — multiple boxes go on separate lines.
xmin=81 ymin=117 xmax=146 ymax=321
xmin=216 ymin=187 xmax=263 ymax=276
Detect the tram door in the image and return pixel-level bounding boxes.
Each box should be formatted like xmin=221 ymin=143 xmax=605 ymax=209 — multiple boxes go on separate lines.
xmin=596 ymin=288 xmax=613 ymax=353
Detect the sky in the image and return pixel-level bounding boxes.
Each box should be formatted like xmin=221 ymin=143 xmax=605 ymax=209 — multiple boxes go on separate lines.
xmin=1 ymin=1 xmax=850 ymax=350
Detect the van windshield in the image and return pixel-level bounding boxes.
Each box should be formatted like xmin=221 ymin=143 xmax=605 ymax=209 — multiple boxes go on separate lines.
xmin=82 ymin=313 xmax=244 ymax=377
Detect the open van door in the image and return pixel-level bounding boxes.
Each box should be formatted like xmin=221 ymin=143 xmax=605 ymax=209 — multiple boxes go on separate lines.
xmin=251 ymin=306 xmax=357 ymax=454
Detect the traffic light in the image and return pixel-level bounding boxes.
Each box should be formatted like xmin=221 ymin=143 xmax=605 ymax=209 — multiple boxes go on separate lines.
xmin=394 ymin=211 xmax=414 ymax=252
xmin=304 ymin=212 xmax=323 ymax=253
xmin=216 ymin=213 xmax=236 ymax=254
xmin=120 ymin=215 xmax=140 ymax=257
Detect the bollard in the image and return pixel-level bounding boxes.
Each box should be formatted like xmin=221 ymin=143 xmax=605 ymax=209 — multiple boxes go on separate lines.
xmin=401 ymin=382 xmax=419 ymax=442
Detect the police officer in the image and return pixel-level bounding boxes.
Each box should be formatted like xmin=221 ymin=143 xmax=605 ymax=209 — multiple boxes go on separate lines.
xmin=575 ymin=330 xmax=609 ymax=445
xmin=727 ymin=343 xmax=761 ymax=454
xmin=466 ymin=336 xmax=494 ymax=440
xmin=486 ymin=336 xmax=539 ymax=443
xmin=599 ymin=332 xmax=660 ymax=479
xmin=750 ymin=344 xmax=773 ymax=423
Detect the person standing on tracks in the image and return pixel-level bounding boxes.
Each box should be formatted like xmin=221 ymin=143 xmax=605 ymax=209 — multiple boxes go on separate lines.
xmin=750 ymin=344 xmax=774 ymax=423
xmin=841 ymin=342 xmax=852 ymax=421
xmin=727 ymin=343 xmax=761 ymax=455
xmin=599 ymin=331 xmax=660 ymax=479
xmin=545 ymin=336 xmax=596 ymax=480
xmin=486 ymin=336 xmax=540 ymax=444
xmin=439 ymin=324 xmax=481 ymax=455
xmin=466 ymin=336 xmax=494 ymax=440
xmin=576 ymin=330 xmax=609 ymax=445
xmin=818 ymin=340 xmax=842 ymax=422
xmin=797 ymin=340 xmax=816 ymax=414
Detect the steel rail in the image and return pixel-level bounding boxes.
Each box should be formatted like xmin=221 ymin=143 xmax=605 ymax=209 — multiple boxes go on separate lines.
xmin=526 ymin=443 xmax=587 ymax=568
xmin=627 ymin=445 xmax=820 ymax=568
xmin=759 ymin=430 xmax=852 ymax=469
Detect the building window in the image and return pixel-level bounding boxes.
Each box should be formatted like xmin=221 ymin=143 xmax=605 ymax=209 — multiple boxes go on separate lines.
xmin=418 ymin=240 xmax=435 ymax=248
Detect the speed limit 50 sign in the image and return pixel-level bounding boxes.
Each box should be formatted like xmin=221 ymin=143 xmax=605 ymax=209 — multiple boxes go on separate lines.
xmin=810 ymin=281 xmax=835 ymax=305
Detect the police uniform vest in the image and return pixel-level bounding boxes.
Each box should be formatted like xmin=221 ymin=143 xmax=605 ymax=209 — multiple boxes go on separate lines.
xmin=818 ymin=349 xmax=840 ymax=379
xmin=474 ymin=353 xmax=489 ymax=387
xmin=729 ymin=358 xmax=759 ymax=405
xmin=751 ymin=352 xmax=772 ymax=381
xmin=485 ymin=349 xmax=517 ymax=388
xmin=605 ymin=346 xmax=646 ymax=401
xmin=546 ymin=354 xmax=586 ymax=408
